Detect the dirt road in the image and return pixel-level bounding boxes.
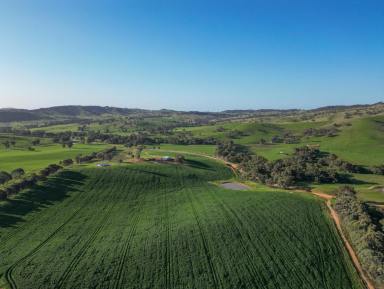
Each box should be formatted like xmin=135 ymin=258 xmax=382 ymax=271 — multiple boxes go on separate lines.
xmin=312 ymin=191 xmax=376 ymax=289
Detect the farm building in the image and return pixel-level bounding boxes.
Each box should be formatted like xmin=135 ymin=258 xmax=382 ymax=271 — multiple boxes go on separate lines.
xmin=96 ymin=163 xmax=111 ymax=167
xmin=161 ymin=156 xmax=174 ymax=161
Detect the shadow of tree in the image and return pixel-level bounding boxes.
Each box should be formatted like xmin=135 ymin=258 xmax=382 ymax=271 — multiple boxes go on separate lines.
xmin=185 ymin=159 xmax=214 ymax=171
xmin=0 ymin=170 xmax=87 ymax=228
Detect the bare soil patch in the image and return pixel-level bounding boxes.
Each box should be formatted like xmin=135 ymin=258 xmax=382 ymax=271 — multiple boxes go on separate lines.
xmin=219 ymin=182 xmax=250 ymax=191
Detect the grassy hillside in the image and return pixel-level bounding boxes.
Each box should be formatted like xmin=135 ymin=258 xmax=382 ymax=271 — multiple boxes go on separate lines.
xmin=315 ymin=116 xmax=384 ymax=165
xmin=0 ymin=158 xmax=363 ymax=289
xmin=171 ymin=115 xmax=384 ymax=167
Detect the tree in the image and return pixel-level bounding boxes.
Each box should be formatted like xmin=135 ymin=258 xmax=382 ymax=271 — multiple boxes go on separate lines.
xmin=11 ymin=168 xmax=25 ymax=178
xmin=3 ymin=140 xmax=10 ymax=149
xmin=61 ymin=159 xmax=74 ymax=166
xmin=0 ymin=189 xmax=7 ymax=200
xmin=175 ymin=154 xmax=185 ymax=163
xmin=67 ymin=141 xmax=73 ymax=149
xmin=0 ymin=171 xmax=12 ymax=184
xmin=31 ymin=139 xmax=40 ymax=146
xmin=135 ymin=146 xmax=143 ymax=160
xmin=75 ymin=154 xmax=82 ymax=164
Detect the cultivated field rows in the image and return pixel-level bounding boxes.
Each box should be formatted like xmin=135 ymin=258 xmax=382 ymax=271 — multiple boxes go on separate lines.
xmin=0 ymin=159 xmax=364 ymax=289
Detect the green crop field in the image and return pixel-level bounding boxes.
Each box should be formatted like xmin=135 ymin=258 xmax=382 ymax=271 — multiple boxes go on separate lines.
xmin=0 ymin=143 xmax=109 ymax=173
xmin=0 ymin=157 xmax=363 ymax=289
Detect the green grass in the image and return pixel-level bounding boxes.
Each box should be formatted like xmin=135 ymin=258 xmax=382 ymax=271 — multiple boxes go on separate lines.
xmin=156 ymin=144 xmax=216 ymax=156
xmin=176 ymin=120 xmax=327 ymax=145
xmin=21 ymin=114 xmax=384 ymax=166
xmin=0 ymin=134 xmax=53 ymax=149
xmin=248 ymin=116 xmax=384 ymax=165
xmin=0 ymin=143 xmax=109 ymax=173
xmin=313 ymin=173 xmax=384 ymax=203
xmin=311 ymin=116 xmax=384 ymax=165
xmin=30 ymin=123 xmax=80 ymax=133
xmin=0 ymin=157 xmax=363 ymax=289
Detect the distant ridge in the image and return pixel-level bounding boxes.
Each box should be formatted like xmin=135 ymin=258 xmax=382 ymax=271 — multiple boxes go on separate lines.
xmin=0 ymin=102 xmax=382 ymax=122
xmin=309 ymin=102 xmax=384 ymax=112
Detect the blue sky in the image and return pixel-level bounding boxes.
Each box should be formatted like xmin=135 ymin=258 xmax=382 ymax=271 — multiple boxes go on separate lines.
xmin=0 ymin=0 xmax=383 ymax=111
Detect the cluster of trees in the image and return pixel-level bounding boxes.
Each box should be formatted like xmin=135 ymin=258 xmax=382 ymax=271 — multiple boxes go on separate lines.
xmin=0 ymin=168 xmax=25 ymax=185
xmin=371 ymin=165 xmax=384 ymax=175
xmin=217 ymin=141 xmax=382 ymax=188
xmin=241 ymin=150 xmax=343 ymax=188
xmin=61 ymin=141 xmax=74 ymax=148
xmin=2 ymin=140 xmax=16 ymax=149
xmin=225 ymin=130 xmax=247 ymax=139
xmin=87 ymin=131 xmax=156 ymax=145
xmin=75 ymin=147 xmax=117 ymax=164
xmin=215 ymin=141 xmax=250 ymax=163
xmin=303 ymin=127 xmax=340 ymax=137
xmin=166 ymin=135 xmax=217 ymax=145
xmin=334 ymin=186 xmax=384 ymax=285
xmin=0 ymin=164 xmax=61 ymax=200
xmin=60 ymin=159 xmax=74 ymax=166
xmin=87 ymin=130 xmax=215 ymax=146
xmin=1 ymin=124 xmax=219 ymax=148
xmin=271 ymin=133 xmax=301 ymax=144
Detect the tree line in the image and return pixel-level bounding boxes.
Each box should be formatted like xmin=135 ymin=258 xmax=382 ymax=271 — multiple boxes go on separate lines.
xmin=0 ymin=164 xmax=62 ymax=200
xmin=0 ymin=147 xmax=117 ymax=201
xmin=334 ymin=186 xmax=384 ymax=286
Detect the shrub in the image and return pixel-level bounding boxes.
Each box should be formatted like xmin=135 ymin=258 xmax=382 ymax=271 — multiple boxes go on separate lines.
xmin=61 ymin=159 xmax=74 ymax=166
xmin=0 ymin=171 xmax=12 ymax=185
xmin=11 ymin=168 xmax=25 ymax=178
xmin=175 ymin=154 xmax=185 ymax=163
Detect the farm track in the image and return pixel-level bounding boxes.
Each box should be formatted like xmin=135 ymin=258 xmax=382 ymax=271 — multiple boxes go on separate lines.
xmin=178 ymin=171 xmax=222 ymax=289
xmin=209 ymin=187 xmax=319 ymax=289
xmin=3 ymin=170 xmax=123 ymax=289
xmin=0 ymin=176 xmax=86 ymax=250
xmin=311 ymin=191 xmax=376 ymax=289
xmin=207 ymin=189 xmax=281 ymax=289
xmin=163 ymin=185 xmax=172 ymax=289
xmin=113 ymin=209 xmax=141 ymax=289
xmin=227 ymin=199 xmax=317 ymax=288
xmin=54 ymin=169 xmax=145 ymax=289
xmin=55 ymin=202 xmax=116 ymax=289
xmin=4 ymin=205 xmax=85 ymax=289
xmin=113 ymin=183 xmax=151 ymax=289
